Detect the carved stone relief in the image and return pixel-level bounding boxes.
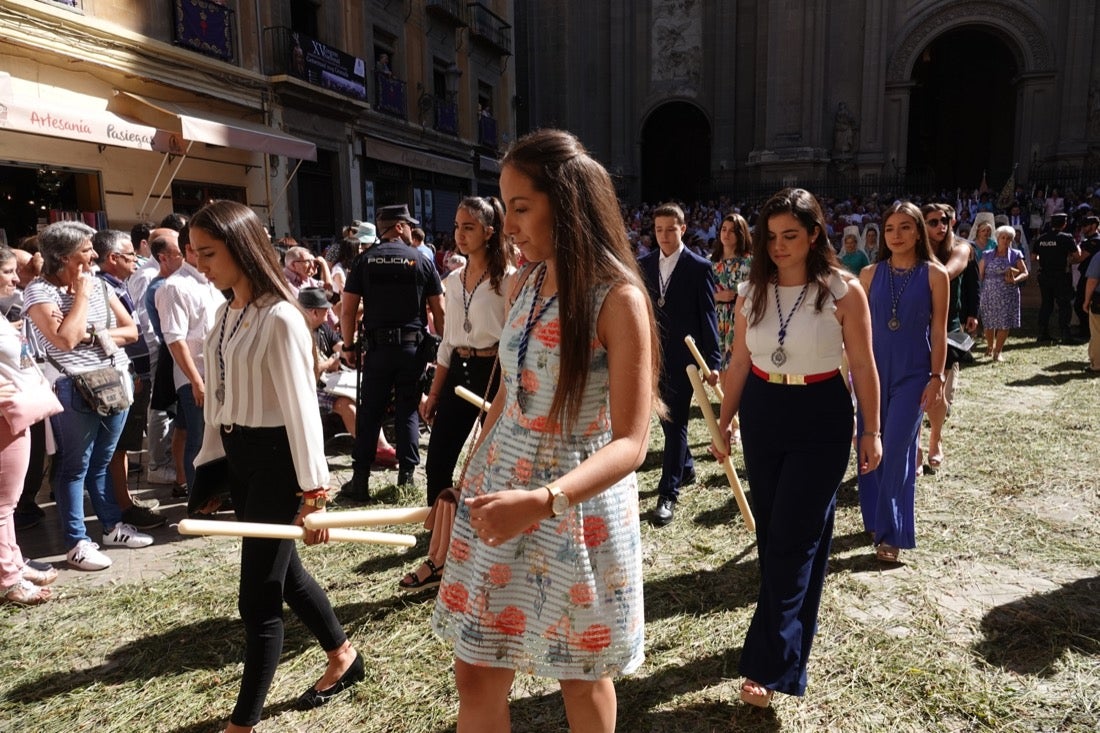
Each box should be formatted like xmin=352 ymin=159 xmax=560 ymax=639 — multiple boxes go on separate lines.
xmin=651 ymin=0 xmax=703 ymax=89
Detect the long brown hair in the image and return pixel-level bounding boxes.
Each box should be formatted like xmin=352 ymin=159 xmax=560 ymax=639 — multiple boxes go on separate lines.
xmin=189 ymin=200 xmax=295 ymax=305
xmin=501 ymin=129 xmax=663 ymax=430
xmin=711 ymin=212 xmax=751 ymax=262
xmin=878 ymin=201 xmax=935 ymax=263
xmin=456 ymin=196 xmax=515 ymax=295
xmin=920 ymin=202 xmax=955 ymax=263
xmin=746 ymin=188 xmax=842 ymax=325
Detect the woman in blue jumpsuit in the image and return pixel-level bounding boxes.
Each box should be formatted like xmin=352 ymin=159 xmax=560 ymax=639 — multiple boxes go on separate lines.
xmin=858 ymin=201 xmax=948 ymax=563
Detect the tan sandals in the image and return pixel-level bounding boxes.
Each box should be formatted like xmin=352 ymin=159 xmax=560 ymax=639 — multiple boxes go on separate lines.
xmin=2 ymin=579 xmax=52 ymax=606
xmin=740 ymin=679 xmax=773 ymax=708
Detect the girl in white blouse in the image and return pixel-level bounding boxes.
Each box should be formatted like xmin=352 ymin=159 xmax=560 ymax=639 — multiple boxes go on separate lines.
xmin=188 ymin=201 xmax=361 ymax=732
xmin=400 ymin=196 xmax=516 ymax=589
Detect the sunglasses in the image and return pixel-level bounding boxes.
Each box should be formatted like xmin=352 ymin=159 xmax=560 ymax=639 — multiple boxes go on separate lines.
xmin=925 ymin=217 xmax=950 ymax=227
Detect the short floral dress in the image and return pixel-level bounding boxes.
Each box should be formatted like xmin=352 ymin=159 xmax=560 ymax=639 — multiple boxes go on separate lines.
xmin=979 ymin=248 xmax=1023 ymax=329
xmin=432 ymin=270 xmax=645 ymax=679
xmin=712 ymin=255 xmax=752 ymax=370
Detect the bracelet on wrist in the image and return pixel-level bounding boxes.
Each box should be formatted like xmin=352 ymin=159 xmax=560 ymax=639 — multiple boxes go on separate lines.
xmin=862 ymin=431 xmax=881 ymax=438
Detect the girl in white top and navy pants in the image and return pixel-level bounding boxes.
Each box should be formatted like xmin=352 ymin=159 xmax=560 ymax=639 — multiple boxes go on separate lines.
xmin=716 ymin=189 xmax=881 ymax=708
xmin=189 ymin=201 xmax=361 ymax=732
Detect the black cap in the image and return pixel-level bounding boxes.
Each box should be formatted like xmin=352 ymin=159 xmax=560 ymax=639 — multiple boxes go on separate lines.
xmin=297 ymin=287 xmax=330 ymax=310
xmin=376 ymin=204 xmax=420 ymax=226
xmin=1051 ymin=212 xmax=1068 ymax=224
xmin=1085 ymin=215 xmax=1100 ymax=226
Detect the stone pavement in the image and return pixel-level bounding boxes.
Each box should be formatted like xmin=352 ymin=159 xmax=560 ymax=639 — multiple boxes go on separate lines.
xmin=13 ymin=447 xmax=365 ymax=592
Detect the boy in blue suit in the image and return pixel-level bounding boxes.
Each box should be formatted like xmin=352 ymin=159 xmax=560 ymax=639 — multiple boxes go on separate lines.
xmin=639 ymin=203 xmax=720 ymax=525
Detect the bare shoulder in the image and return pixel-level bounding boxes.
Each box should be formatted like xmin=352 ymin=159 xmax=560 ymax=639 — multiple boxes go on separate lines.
xmin=928 ymin=259 xmax=950 ymax=281
xmin=601 ymin=280 xmax=647 ymax=315
xmin=597 ymin=281 xmax=648 ymax=346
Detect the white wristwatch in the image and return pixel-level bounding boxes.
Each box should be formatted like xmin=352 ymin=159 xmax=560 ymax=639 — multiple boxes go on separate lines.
xmin=547 ymin=485 xmax=569 ymax=517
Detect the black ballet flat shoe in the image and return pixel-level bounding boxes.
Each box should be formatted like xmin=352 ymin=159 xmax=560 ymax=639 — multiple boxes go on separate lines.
xmin=295 ymin=653 xmax=364 ymax=710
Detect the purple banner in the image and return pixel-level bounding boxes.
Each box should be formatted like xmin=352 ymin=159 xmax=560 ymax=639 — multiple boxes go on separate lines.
xmin=173 ymin=0 xmax=234 ymax=61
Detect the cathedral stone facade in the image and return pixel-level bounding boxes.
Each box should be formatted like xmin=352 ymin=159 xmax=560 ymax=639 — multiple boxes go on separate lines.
xmin=513 ymin=0 xmax=1100 ymax=203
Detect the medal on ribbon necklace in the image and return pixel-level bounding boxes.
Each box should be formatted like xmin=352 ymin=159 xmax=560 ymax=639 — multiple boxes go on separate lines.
xmin=215 ymin=302 xmax=250 ymax=404
xmin=886 ymin=261 xmax=918 ymax=331
xmin=771 ymin=279 xmax=810 ymax=367
xmin=460 ymin=264 xmax=488 ymax=334
xmin=515 ymin=264 xmax=558 ymax=413
xmin=657 ymin=259 xmax=672 ymax=308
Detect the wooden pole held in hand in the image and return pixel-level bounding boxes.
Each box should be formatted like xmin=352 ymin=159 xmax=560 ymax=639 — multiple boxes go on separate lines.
xmin=304 ymin=505 xmax=431 ymax=530
xmin=686 ymin=365 xmax=755 ymax=532
xmin=455 ymin=385 xmax=490 ymax=411
xmin=178 ymin=518 xmax=418 ymax=547
xmin=685 ymin=334 xmax=725 ymax=400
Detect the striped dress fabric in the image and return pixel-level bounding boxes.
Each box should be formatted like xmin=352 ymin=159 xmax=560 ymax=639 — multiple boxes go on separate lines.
xmin=431 ymin=277 xmax=645 ymax=679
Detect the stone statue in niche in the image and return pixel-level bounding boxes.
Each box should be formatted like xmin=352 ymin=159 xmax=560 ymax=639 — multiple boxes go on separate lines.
xmin=833 ymin=102 xmax=858 ymax=157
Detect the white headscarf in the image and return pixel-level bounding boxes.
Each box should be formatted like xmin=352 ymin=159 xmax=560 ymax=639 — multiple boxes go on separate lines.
xmin=861 ymin=223 xmax=880 ymax=259
xmin=842 ymin=225 xmax=863 ymax=254
xmin=970 ymin=211 xmax=997 ymax=250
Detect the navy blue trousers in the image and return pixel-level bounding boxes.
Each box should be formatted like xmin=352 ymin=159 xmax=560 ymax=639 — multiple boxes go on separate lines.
xmin=738 ymin=372 xmax=852 ymax=696
xmin=353 ymin=342 xmax=422 ymax=474
xmin=656 ymin=369 xmax=694 ymax=500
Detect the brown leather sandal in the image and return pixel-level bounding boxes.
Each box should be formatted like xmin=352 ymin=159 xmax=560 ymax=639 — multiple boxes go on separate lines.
xmin=875 ymin=543 xmax=901 ymax=563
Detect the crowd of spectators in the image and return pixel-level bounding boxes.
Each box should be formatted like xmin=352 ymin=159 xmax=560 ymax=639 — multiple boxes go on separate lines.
xmin=620 ymin=183 xmax=1100 ymax=258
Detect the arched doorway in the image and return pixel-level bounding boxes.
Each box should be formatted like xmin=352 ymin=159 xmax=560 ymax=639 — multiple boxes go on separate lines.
xmin=641 ymin=102 xmax=711 ymax=203
xmin=906 ymin=27 xmax=1018 ymax=191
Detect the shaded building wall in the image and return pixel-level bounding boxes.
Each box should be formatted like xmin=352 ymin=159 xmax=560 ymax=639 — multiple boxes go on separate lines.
xmin=515 ymin=0 xmax=1100 ymax=202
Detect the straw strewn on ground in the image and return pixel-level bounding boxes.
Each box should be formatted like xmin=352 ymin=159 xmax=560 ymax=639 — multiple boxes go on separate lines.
xmin=1 ymin=326 xmax=1097 ymax=732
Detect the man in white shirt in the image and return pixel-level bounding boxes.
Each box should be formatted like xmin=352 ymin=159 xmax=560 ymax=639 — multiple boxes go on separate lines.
xmin=155 ymin=230 xmax=225 ymax=493
xmin=128 ymin=224 xmax=178 ymax=484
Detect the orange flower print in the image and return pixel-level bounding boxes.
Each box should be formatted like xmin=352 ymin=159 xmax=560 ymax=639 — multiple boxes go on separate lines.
xmin=578 ymin=624 xmax=612 ymax=652
xmin=495 ymin=605 xmax=527 ymax=636
xmin=440 ymin=581 xmax=469 ymax=613
xmin=513 ymin=457 xmax=534 ymax=485
xmin=488 ymin=563 xmax=512 ymax=586
xmin=519 ymin=368 xmax=539 ymax=395
xmin=536 ymin=318 xmax=561 ymax=348
xmin=450 ymin=538 xmax=471 ymax=563
xmin=569 ymin=582 xmax=596 ymax=607
xmin=582 ymin=516 xmax=609 ymax=548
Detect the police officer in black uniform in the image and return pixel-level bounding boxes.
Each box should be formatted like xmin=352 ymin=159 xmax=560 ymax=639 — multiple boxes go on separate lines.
xmin=339 ymin=204 xmax=444 ymax=501
xmin=1032 ymin=212 xmax=1083 ymax=343
xmin=1073 ymin=215 xmax=1100 ymax=337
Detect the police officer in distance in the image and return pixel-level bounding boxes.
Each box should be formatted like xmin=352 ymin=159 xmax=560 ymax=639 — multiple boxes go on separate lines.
xmin=339 ymin=204 xmax=444 ymax=501
xmin=1031 ymin=212 xmax=1084 ymax=343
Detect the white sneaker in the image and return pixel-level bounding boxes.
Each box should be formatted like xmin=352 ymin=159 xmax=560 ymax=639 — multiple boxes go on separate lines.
xmin=103 ymin=523 xmax=154 ymax=548
xmin=67 ymin=540 xmax=112 ymax=571
xmin=146 ymin=466 xmax=177 ymax=485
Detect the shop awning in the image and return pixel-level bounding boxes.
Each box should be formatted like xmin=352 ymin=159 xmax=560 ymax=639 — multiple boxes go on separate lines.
xmin=0 ymin=73 xmax=177 ymax=152
xmin=110 ymin=91 xmax=317 ymax=161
